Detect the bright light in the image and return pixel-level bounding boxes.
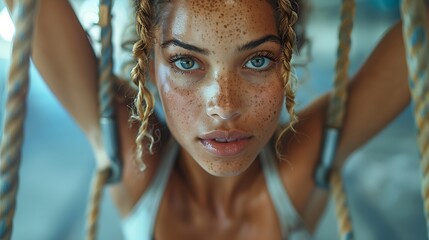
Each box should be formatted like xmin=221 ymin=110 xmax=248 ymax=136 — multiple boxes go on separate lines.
xmin=0 ymin=8 xmax=15 ymax=42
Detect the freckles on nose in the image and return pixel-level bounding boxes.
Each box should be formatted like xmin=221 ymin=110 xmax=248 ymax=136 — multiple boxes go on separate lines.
xmin=212 ymin=75 xmax=242 ymax=107
xmin=204 ymin=72 xmax=246 ymax=121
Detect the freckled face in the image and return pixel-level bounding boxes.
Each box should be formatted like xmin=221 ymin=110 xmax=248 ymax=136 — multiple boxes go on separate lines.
xmin=152 ymin=0 xmax=284 ymax=176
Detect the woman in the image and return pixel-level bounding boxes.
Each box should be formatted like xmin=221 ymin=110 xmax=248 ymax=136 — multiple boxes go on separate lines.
xmin=4 ymin=0 xmax=422 ymax=239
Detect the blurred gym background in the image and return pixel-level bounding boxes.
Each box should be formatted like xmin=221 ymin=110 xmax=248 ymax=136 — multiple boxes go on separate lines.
xmin=0 ymin=0 xmax=425 ymax=239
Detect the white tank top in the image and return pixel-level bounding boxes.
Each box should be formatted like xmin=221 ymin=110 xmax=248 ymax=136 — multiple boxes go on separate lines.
xmin=121 ymin=138 xmax=311 ymax=240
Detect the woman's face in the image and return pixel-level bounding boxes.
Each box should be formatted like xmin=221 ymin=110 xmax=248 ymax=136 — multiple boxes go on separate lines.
xmin=152 ymin=0 xmax=284 ymax=177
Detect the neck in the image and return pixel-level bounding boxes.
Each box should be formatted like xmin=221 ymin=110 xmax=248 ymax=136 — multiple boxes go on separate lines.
xmin=176 ymin=149 xmax=262 ymax=215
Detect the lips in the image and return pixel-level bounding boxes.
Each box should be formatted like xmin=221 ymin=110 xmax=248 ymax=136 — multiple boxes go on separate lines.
xmin=199 ymin=130 xmax=252 ymax=157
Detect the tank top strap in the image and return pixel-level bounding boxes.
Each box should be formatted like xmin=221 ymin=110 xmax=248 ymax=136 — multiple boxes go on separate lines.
xmin=122 ymin=137 xmax=178 ymax=240
xmin=260 ymin=146 xmax=308 ymax=239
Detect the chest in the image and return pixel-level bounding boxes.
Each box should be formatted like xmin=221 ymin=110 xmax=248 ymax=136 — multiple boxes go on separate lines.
xmin=152 ymin=177 xmax=284 ymax=240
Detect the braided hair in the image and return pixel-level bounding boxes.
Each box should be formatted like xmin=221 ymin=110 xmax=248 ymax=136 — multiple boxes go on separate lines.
xmin=131 ymin=0 xmax=155 ymax=171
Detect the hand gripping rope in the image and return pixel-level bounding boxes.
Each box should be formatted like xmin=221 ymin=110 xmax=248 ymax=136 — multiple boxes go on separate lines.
xmin=400 ymin=0 xmax=429 ymax=238
xmin=314 ymin=0 xmax=355 ymax=239
xmin=0 ymin=0 xmax=38 ymax=239
xmin=86 ymin=0 xmax=122 ymax=239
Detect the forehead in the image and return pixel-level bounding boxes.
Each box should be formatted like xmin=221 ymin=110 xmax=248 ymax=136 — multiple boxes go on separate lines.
xmin=158 ymin=0 xmax=278 ymax=42
xmin=182 ymin=0 xmax=273 ymax=15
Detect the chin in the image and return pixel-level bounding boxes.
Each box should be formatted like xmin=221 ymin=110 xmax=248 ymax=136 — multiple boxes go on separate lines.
xmin=197 ymin=157 xmax=255 ymax=177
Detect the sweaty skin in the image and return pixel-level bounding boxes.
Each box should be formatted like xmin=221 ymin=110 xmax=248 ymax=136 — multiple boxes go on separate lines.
xmin=150 ymin=1 xmax=286 ymax=238
xmin=154 ymin=0 xmax=283 ymax=177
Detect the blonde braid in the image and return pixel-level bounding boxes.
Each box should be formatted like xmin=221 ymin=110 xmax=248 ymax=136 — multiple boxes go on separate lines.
xmin=131 ymin=0 xmax=155 ymax=171
xmin=275 ymin=0 xmax=298 ymax=158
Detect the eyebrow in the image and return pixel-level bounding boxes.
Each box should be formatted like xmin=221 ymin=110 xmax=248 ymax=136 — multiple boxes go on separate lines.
xmin=238 ymin=35 xmax=281 ymax=52
xmin=160 ymin=34 xmax=281 ymax=55
xmin=161 ymin=39 xmax=210 ymax=55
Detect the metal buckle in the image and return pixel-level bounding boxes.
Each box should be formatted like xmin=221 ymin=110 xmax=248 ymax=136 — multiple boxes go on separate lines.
xmin=100 ymin=117 xmax=122 ymax=183
xmin=315 ymin=128 xmax=340 ymax=189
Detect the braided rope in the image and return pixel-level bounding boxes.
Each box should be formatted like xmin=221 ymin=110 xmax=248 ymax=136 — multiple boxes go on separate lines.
xmin=99 ymin=0 xmax=114 ymax=119
xmin=328 ymin=0 xmax=355 ymax=128
xmin=85 ymin=168 xmax=110 ymax=240
xmin=0 ymin=1 xmax=38 ymax=239
xmin=330 ymin=170 xmax=354 ymax=240
xmin=84 ymin=0 xmax=117 ymax=239
xmin=400 ymin=0 xmax=429 ymax=237
xmin=328 ymin=0 xmax=355 ymax=239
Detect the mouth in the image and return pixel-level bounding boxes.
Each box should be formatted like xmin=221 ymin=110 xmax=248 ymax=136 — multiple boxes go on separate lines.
xmin=198 ymin=130 xmax=253 ymax=157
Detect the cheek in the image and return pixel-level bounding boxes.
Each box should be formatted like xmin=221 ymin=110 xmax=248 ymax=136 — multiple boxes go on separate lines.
xmin=157 ymin=69 xmax=203 ymax=134
xmin=246 ymin=81 xmax=284 ymax=131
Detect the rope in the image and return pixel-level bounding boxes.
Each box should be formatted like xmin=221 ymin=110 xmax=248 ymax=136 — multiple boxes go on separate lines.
xmin=0 ymin=0 xmax=38 ymax=239
xmin=328 ymin=0 xmax=355 ymax=128
xmin=328 ymin=0 xmax=355 ymax=239
xmin=98 ymin=0 xmax=121 ymax=184
xmin=85 ymin=168 xmax=110 ymax=240
xmin=84 ymin=0 xmax=119 ymax=239
xmin=330 ymin=170 xmax=354 ymax=240
xmin=98 ymin=0 xmax=114 ymax=119
xmin=400 ymin=0 xmax=429 ymax=238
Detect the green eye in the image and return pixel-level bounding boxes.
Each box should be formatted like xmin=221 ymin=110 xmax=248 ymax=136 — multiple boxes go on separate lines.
xmin=245 ymin=56 xmax=271 ymax=70
xmin=174 ymin=57 xmax=200 ymax=71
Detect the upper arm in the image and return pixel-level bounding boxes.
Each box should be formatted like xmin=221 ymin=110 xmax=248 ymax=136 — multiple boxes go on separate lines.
xmin=35 ymin=1 xmax=100 ymax=137
xmin=335 ymin=21 xmax=411 ymax=164
xmin=5 ymin=0 xmax=169 ymax=217
xmin=283 ymin=21 xmax=412 ymax=202
xmin=7 ymin=0 xmax=100 ymax=138
xmin=276 ymin=20 xmax=416 ymax=229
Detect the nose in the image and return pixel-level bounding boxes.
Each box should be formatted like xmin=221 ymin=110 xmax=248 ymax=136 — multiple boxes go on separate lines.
xmin=206 ymin=72 xmax=242 ymax=121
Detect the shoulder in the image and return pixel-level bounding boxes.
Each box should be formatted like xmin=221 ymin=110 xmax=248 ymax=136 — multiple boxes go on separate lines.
xmin=273 ymin=94 xmax=329 ymax=218
xmin=276 ymin=93 xmax=328 ymax=179
xmin=109 ymin=78 xmax=170 ymax=217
